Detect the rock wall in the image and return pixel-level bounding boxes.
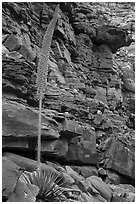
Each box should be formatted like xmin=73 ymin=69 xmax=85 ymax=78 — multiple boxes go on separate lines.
xmin=2 ymin=2 xmax=135 ymax=201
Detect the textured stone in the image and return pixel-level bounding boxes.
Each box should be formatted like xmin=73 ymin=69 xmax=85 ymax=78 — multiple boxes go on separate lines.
xmin=60 ymin=118 xmax=83 ymax=137
xmin=18 ymin=45 xmax=36 ymax=62
xmin=2 ymin=2 xmax=135 ymax=195
xmin=2 ymin=59 xmax=36 ymax=101
xmin=80 ymin=193 xmax=95 ymax=202
xmin=79 ymin=192 xmax=107 ymax=202
xmin=72 ymin=166 xmax=98 ymax=178
xmin=2 ymin=95 xmax=97 ymax=164
xmin=48 ymin=59 xmax=66 ymax=84
xmin=4 ymin=34 xmax=21 ymax=52
xmin=66 ymin=134 xmax=97 ymax=164
xmin=93 ymin=113 xmax=104 ymax=126
xmin=110 ymin=184 xmax=135 ymax=202
xmin=2 ymin=45 xmax=9 ymax=55
xmin=123 ymin=78 xmax=135 ymax=92
xmin=100 ymin=109 xmax=127 ymax=132
xmin=98 ymin=168 xmax=107 ymax=176
xmin=104 ymin=137 xmax=135 ymax=179
xmin=56 ymin=12 xmax=76 ymax=46
xmin=2 ymin=97 xmax=59 ymax=140
xmin=7 ymin=176 xmax=39 ymax=202
xmin=94 ymin=87 xmax=107 ymax=105
xmin=2 ymin=156 xmax=22 ymax=198
xmin=87 ymin=175 xmax=112 ymax=201
xmin=107 ymin=87 xmax=122 ymax=109
xmin=62 ymin=172 xmax=75 ymax=185
xmin=65 ymin=166 xmax=84 ymax=182
xmin=105 ymin=170 xmax=130 ymax=185
xmin=3 ymin=152 xmax=60 ymax=174
xmin=92 ymin=25 xmax=134 ymax=53
xmin=2 ymin=34 xmax=9 ymax=43
xmin=66 ymin=171 xmax=101 ymax=199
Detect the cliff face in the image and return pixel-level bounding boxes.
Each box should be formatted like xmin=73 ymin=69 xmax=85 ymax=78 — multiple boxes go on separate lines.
xmin=2 ymin=2 xmax=135 ymax=202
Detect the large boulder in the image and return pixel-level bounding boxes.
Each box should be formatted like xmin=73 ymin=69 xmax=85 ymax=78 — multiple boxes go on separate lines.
xmin=59 ymin=118 xmax=83 ymax=137
xmin=104 ymin=137 xmax=135 ymax=180
xmin=87 ymin=175 xmax=112 ymax=201
xmin=2 ymin=156 xmax=22 ymax=199
xmin=3 ymin=34 xmax=21 ymax=52
xmin=65 ymin=129 xmax=97 ymax=164
xmin=3 ymin=152 xmax=60 ymax=174
xmin=2 ymin=96 xmax=59 ymax=140
xmin=18 ymin=44 xmax=36 ymax=62
xmin=110 ymin=184 xmax=135 ymax=202
xmin=105 ymin=169 xmax=130 ymax=185
xmin=71 ymin=166 xmax=98 ymax=178
xmin=92 ymin=25 xmax=133 ymax=53
xmin=3 ymin=95 xmax=97 ymax=164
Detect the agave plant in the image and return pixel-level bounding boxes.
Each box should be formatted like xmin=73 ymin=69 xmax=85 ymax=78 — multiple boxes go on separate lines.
xmin=36 ymin=4 xmax=60 ymax=168
xmin=22 ymin=169 xmax=67 ymax=202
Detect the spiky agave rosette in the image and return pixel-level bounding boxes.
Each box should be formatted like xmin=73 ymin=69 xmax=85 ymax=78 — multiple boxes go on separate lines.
xmin=36 ymin=5 xmax=59 ymax=167
xmin=22 ymin=169 xmax=66 ymax=202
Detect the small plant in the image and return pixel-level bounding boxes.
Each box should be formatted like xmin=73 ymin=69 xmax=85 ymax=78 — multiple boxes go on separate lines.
xmin=22 ymin=169 xmax=67 ymax=202
xmin=36 ymin=5 xmax=59 ymax=167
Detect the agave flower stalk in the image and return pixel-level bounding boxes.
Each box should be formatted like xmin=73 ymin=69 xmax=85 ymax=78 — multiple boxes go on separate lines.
xmin=36 ymin=4 xmax=59 ymax=167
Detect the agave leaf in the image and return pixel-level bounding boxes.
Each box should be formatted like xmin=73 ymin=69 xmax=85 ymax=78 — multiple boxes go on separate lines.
xmin=22 ymin=168 xmax=67 ymax=202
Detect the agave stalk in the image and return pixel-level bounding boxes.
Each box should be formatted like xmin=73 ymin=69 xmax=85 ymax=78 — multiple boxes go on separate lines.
xmin=36 ymin=5 xmax=59 ymax=167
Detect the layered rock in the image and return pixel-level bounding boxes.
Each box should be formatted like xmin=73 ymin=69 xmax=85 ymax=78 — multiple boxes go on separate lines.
xmin=2 ymin=2 xmax=135 ymax=202
xmin=3 ymin=95 xmax=97 ymax=164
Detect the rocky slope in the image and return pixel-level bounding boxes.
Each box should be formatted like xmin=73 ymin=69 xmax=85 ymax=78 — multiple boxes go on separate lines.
xmin=2 ymin=2 xmax=135 ymax=202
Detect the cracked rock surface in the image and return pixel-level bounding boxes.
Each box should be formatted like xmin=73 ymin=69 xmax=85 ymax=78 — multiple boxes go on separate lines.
xmin=2 ymin=2 xmax=135 ymax=202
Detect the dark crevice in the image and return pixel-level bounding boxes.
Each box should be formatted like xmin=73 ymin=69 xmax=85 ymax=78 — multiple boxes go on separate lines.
xmin=106 ymin=168 xmax=135 ymax=187
xmin=2 ymin=148 xmax=97 ymax=167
